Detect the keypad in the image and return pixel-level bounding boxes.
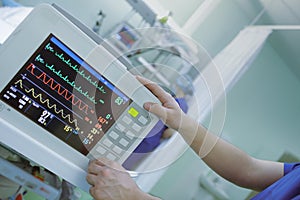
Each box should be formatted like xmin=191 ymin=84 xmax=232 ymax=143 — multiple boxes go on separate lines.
xmin=122 ymin=116 xmax=132 ymax=124
xmin=132 ymin=123 xmax=142 ymax=132
xmin=112 ymin=145 xmax=123 ymax=154
xmin=96 ymin=146 xmax=106 ymax=154
xmin=89 ymin=102 xmax=152 ymax=162
xmin=138 ymin=115 xmax=148 ymax=125
xmin=119 ymin=138 xmax=129 ymax=147
xmin=115 ymin=123 xmax=126 ymax=132
xmin=109 ymin=131 xmax=119 ymax=140
xmin=107 ymin=153 xmax=116 ymax=161
xmin=103 ymin=138 xmax=113 ymax=148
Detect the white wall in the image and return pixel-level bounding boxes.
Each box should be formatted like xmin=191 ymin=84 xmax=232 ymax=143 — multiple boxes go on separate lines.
xmin=212 ymin=40 xmax=300 ymax=199
xmin=150 ymin=39 xmax=300 ymax=200
xmin=222 ymin=41 xmax=300 ymax=160
xmin=148 ymin=1 xmax=300 ymax=199
xmin=190 ymin=0 xmax=259 ymax=58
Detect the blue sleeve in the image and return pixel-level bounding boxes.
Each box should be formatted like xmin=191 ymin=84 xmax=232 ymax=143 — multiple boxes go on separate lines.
xmin=284 ymin=162 xmax=300 ymax=175
xmin=252 ymin=162 xmax=300 ymax=199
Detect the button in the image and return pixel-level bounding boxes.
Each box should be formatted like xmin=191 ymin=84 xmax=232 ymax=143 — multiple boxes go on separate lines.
xmin=119 ymin=138 xmax=129 ymax=147
xmin=138 ymin=115 xmax=148 ymax=125
xmin=112 ymin=145 xmax=123 ymax=154
xmin=126 ymin=131 xmax=135 ymax=140
xmin=132 ymin=124 xmax=142 ymax=132
xmin=107 ymin=153 xmax=116 ymax=161
xmin=115 ymin=123 xmax=126 ymax=132
xmin=128 ymin=107 xmax=139 ymax=118
xmin=109 ymin=131 xmax=119 ymax=140
xmin=122 ymin=115 xmax=132 ymax=124
xmin=102 ymin=138 xmax=113 ymax=148
xmin=96 ymin=146 xmax=106 ymax=154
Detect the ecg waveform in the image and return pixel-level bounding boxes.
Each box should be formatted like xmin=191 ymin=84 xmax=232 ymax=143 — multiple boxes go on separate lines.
xmin=0 ymin=34 xmax=131 ymax=155
xmin=35 ymin=54 xmax=102 ymax=104
xmin=45 ymin=42 xmax=107 ymax=95
xmin=14 ymin=79 xmax=78 ymax=127
xmin=26 ymin=63 xmax=90 ymax=114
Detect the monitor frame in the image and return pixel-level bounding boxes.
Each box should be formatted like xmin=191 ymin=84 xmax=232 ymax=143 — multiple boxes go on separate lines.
xmin=0 ymin=4 xmax=159 ymax=191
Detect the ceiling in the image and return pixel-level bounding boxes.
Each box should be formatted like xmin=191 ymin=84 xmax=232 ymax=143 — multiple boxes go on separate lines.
xmin=261 ymin=0 xmax=300 ymax=80
xmin=244 ymin=0 xmax=300 ymax=80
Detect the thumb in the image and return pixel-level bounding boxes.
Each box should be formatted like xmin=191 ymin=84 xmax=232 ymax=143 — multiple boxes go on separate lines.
xmin=143 ymin=102 xmax=167 ymax=122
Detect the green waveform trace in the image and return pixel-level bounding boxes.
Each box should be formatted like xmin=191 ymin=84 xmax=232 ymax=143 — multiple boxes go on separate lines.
xmin=44 ymin=42 xmax=107 ymax=95
xmin=43 ymin=60 xmax=99 ymax=105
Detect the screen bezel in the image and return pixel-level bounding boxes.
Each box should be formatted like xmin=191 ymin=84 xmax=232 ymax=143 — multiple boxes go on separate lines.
xmin=0 ymin=4 xmax=160 ymax=192
xmin=0 ymin=33 xmax=134 ymax=156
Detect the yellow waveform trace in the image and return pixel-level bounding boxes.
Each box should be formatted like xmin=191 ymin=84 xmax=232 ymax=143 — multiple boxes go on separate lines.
xmin=15 ymin=79 xmax=78 ymax=127
xmin=15 ymin=79 xmax=23 ymax=89
xmin=26 ymin=88 xmax=78 ymax=127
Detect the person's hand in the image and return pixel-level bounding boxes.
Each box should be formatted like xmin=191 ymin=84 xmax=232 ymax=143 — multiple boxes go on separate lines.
xmin=86 ymin=158 xmax=159 ymax=200
xmin=136 ymin=76 xmax=186 ymax=131
xmin=86 ymin=158 xmax=141 ymax=200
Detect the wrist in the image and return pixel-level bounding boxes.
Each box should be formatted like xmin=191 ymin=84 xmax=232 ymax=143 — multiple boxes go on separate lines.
xmin=177 ymin=114 xmax=199 ymax=136
xmin=177 ymin=115 xmax=207 ymax=154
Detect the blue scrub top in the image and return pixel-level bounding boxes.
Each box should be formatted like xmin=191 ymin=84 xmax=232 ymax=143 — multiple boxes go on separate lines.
xmin=252 ymin=162 xmax=300 ymax=200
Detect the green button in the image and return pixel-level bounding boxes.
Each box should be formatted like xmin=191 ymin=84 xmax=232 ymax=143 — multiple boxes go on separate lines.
xmin=128 ymin=107 xmax=139 ymax=118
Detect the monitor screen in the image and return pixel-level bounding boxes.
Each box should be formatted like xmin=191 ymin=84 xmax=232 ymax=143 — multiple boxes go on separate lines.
xmin=115 ymin=24 xmax=140 ymax=49
xmin=0 ymin=34 xmax=132 ymax=155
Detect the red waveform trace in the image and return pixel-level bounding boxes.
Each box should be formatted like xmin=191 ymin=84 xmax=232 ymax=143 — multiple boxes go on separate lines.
xmin=26 ymin=63 xmax=89 ymax=114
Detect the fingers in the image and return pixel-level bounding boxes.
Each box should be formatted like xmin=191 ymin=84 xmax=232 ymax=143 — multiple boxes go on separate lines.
xmin=136 ymin=76 xmax=185 ymax=130
xmin=88 ymin=160 xmax=104 ymax=175
xmin=92 ymin=157 xmax=123 ymax=169
xmin=136 ymin=75 xmax=174 ymax=105
xmin=88 ymin=158 xmax=126 ymax=176
xmin=86 ymin=173 xmax=97 ymax=186
xmin=143 ymin=102 xmax=168 ymax=122
xmin=86 ymin=158 xmax=115 ymax=187
xmin=87 ymin=158 xmax=144 ymax=200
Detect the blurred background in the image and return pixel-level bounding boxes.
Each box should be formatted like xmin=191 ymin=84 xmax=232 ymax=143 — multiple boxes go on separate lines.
xmin=0 ymin=0 xmax=299 ymax=199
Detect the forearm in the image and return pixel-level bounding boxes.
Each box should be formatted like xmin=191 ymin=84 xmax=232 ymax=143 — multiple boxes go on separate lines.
xmin=137 ymin=75 xmax=283 ymax=191
xmin=178 ymin=115 xmax=284 ymax=190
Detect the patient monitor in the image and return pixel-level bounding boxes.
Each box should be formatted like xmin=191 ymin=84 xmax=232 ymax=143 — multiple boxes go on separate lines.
xmin=0 ymin=4 xmax=159 ymax=191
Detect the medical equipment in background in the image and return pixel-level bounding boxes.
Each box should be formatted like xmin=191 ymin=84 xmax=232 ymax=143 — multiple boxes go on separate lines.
xmin=103 ymin=0 xmax=159 ymax=52
xmin=92 ymin=10 xmax=106 ymax=35
xmin=125 ymin=0 xmax=157 ymax=26
xmin=104 ymin=0 xmax=174 ymax=52
xmin=106 ymin=21 xmax=141 ymax=53
xmin=103 ymin=0 xmax=197 ymax=98
xmin=0 ymin=143 xmax=61 ymax=199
